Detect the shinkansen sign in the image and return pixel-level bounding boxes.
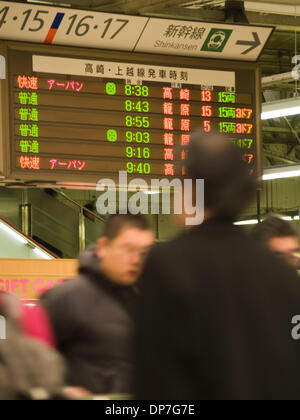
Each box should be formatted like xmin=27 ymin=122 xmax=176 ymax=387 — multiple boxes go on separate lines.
xmin=0 ymin=0 xmax=273 ymax=61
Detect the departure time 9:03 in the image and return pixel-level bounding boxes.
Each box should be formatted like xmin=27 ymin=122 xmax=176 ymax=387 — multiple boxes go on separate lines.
xmin=126 ymin=131 xmax=150 ymax=143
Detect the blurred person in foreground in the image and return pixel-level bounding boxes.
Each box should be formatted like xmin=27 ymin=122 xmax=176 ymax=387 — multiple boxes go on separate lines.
xmin=41 ymin=214 xmax=154 ymax=395
xmin=0 ymin=291 xmax=65 ymax=400
xmin=252 ymin=215 xmax=299 ymax=270
xmin=135 ymin=132 xmax=300 ymax=400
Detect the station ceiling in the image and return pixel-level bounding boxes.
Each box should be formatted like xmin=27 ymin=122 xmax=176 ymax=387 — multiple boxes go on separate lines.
xmin=27 ymin=0 xmax=300 ymax=167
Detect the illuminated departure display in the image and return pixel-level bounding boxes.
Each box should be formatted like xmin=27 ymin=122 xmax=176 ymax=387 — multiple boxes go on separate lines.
xmin=6 ymin=45 xmax=262 ymax=184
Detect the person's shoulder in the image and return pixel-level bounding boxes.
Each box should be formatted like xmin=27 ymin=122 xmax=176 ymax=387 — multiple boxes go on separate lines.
xmin=40 ymin=275 xmax=101 ymax=325
xmin=147 ymin=236 xmax=183 ymax=260
xmin=145 ymin=230 xmax=197 ymax=273
xmin=40 ymin=275 xmax=87 ymax=305
xmin=149 ymin=226 xmax=208 ymax=257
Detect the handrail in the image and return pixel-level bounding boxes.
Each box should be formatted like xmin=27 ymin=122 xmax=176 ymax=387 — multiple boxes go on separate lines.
xmin=0 ymin=215 xmax=57 ymax=259
xmin=53 ymin=189 xmax=106 ymax=224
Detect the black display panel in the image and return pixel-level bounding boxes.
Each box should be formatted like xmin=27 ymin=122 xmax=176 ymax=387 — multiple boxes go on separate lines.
xmin=5 ymin=43 xmax=262 ymax=185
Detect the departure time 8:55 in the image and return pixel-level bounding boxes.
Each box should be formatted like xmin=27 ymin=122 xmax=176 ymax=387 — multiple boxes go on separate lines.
xmin=125 ymin=116 xmax=150 ymax=128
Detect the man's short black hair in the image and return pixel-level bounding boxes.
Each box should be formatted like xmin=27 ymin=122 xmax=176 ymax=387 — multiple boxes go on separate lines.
xmin=187 ymin=131 xmax=256 ymax=219
xmin=252 ymin=215 xmax=298 ymax=245
xmin=103 ymin=214 xmax=152 ymax=241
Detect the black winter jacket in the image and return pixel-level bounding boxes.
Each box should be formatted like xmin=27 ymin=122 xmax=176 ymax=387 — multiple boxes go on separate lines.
xmin=136 ymin=219 xmax=300 ymax=400
xmin=41 ymin=246 xmax=137 ymax=395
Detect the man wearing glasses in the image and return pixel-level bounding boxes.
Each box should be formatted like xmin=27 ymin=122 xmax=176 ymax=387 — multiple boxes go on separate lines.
xmin=41 ymin=214 xmax=154 ymax=396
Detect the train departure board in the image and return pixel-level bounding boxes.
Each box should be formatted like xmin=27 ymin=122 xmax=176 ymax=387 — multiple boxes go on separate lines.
xmin=3 ymin=43 xmax=262 ymax=186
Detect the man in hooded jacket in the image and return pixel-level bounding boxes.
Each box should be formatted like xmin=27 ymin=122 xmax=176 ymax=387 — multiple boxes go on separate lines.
xmin=41 ymin=214 xmax=154 ymax=395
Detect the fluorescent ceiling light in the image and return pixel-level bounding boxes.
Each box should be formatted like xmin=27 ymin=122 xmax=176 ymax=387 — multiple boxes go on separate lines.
xmin=262 ymin=98 xmax=300 ymax=120
xmin=235 ymin=216 xmax=300 ymax=226
xmin=143 ymin=190 xmax=160 ymax=195
xmin=263 ymin=165 xmax=300 ymax=181
xmin=285 ymin=216 xmax=300 ymax=221
xmin=27 ymin=1 xmax=70 ymax=6
xmin=0 ymin=222 xmax=28 ymax=245
xmin=234 ymin=220 xmax=259 ymax=226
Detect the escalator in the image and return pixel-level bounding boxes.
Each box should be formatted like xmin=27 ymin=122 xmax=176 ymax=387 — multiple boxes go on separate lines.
xmin=0 ymin=187 xmax=105 ymax=258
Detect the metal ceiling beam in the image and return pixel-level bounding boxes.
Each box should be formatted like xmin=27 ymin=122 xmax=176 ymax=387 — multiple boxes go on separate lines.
xmin=125 ymin=0 xmax=187 ymax=13
xmin=144 ymin=6 xmax=300 ymax=30
xmin=262 ymin=72 xmax=297 ymax=87
xmin=27 ymin=0 xmax=185 ymax=13
xmin=90 ymin=0 xmax=186 ymax=13
xmin=246 ymin=11 xmax=300 ymax=31
xmin=255 ymin=0 xmax=300 ymax=4
xmin=34 ymin=0 xmax=108 ymax=7
xmin=142 ymin=7 xmax=224 ymax=20
xmin=264 ymin=151 xmax=296 ymax=164
xmin=284 ymin=116 xmax=300 ymax=146
xmin=262 ymin=127 xmax=298 ymax=134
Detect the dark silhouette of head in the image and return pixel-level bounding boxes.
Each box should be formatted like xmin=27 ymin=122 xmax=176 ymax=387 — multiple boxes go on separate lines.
xmin=252 ymin=215 xmax=299 ymax=269
xmin=187 ymin=131 xmax=256 ymax=220
xmin=252 ymin=215 xmax=298 ymax=244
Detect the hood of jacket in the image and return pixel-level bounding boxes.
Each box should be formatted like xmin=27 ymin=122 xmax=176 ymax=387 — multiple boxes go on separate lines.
xmin=78 ymin=244 xmax=101 ymax=279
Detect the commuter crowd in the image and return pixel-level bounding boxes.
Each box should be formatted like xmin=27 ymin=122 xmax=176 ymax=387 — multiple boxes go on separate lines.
xmin=1 ymin=132 xmax=300 ymax=400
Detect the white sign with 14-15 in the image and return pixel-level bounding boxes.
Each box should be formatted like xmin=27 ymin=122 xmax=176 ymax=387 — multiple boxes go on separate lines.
xmin=0 ymin=1 xmax=273 ymax=61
